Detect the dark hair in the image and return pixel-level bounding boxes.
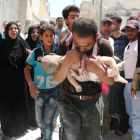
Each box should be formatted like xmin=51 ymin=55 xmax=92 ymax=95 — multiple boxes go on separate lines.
xmin=111 ymin=15 xmax=122 ymax=24
xmin=56 ymin=17 xmax=64 ymax=22
xmin=128 ymin=14 xmax=140 ymax=21
xmin=62 ymin=5 xmax=80 ymax=19
xmin=50 ymin=21 xmax=56 ymax=27
xmin=39 ymin=23 xmax=55 ymax=36
xmin=72 ymin=18 xmax=97 ymax=39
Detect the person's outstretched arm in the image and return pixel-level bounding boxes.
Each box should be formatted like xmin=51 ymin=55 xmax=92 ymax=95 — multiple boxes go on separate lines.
xmin=53 ymin=49 xmax=81 ymax=84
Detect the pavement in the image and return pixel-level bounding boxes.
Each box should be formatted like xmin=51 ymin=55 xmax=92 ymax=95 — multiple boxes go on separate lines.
xmin=0 ymin=129 xmax=131 ymax=140
xmin=0 ymin=116 xmax=131 ymax=140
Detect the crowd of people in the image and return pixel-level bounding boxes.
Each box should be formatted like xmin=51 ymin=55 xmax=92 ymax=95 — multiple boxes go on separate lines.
xmin=0 ymin=4 xmax=140 ymax=140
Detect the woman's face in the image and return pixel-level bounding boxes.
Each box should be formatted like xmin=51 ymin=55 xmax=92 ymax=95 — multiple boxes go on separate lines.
xmin=8 ymin=24 xmax=18 ymax=39
xmin=31 ymin=28 xmax=39 ymax=41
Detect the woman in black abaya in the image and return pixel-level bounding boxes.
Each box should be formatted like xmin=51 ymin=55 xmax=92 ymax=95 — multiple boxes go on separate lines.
xmin=25 ymin=25 xmax=42 ymax=50
xmin=0 ymin=22 xmax=30 ymax=139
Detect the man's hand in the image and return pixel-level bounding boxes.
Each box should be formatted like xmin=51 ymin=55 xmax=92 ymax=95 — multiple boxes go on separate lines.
xmin=84 ymin=55 xmax=114 ymax=85
xmin=63 ymin=49 xmax=81 ymax=66
xmin=84 ymin=55 xmax=105 ymax=74
xmin=131 ymin=86 xmax=137 ymax=100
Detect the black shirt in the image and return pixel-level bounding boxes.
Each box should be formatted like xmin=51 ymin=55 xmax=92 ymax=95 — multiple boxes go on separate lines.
xmin=110 ymin=32 xmax=129 ymax=60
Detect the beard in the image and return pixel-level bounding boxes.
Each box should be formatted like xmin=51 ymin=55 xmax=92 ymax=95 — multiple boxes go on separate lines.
xmin=127 ymin=33 xmax=138 ymax=42
xmin=76 ymin=46 xmax=93 ymax=57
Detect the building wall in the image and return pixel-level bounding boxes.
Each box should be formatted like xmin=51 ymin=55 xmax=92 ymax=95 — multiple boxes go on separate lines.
xmin=0 ymin=0 xmax=20 ymax=32
xmin=0 ymin=0 xmax=50 ymax=33
xmin=80 ymin=1 xmax=90 ymax=18
xmin=86 ymin=0 xmax=140 ymax=31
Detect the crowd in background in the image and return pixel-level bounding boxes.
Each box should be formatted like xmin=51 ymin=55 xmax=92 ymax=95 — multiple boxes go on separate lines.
xmin=0 ymin=4 xmax=140 ymax=140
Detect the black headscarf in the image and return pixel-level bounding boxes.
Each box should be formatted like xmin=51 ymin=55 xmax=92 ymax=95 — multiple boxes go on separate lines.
xmin=26 ymin=25 xmax=42 ymax=50
xmin=0 ymin=21 xmax=29 ymax=66
xmin=5 ymin=21 xmax=20 ymax=47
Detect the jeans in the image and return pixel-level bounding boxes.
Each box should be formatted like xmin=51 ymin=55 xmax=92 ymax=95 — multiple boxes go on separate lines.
xmin=35 ymin=84 xmax=62 ymax=140
xmin=124 ymin=82 xmax=140 ymax=140
xmin=57 ymin=94 xmax=101 ymax=140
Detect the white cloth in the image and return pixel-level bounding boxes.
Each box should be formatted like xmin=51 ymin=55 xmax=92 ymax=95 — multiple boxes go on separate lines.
xmin=54 ymin=35 xmax=58 ymax=45
xmin=66 ymin=28 xmax=71 ymax=34
xmin=92 ymin=42 xmax=98 ymax=56
xmin=20 ymin=32 xmax=25 ymax=39
xmin=123 ymin=40 xmax=138 ymax=79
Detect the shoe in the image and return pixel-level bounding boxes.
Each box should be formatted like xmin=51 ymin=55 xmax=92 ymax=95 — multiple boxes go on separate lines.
xmin=121 ymin=132 xmax=132 ymax=139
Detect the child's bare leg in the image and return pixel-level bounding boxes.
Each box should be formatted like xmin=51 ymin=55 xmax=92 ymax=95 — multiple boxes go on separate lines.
xmin=107 ymin=66 xmax=119 ymax=77
xmin=100 ymin=56 xmax=119 ymax=77
xmin=114 ymin=73 xmax=128 ymax=84
xmin=67 ymin=73 xmax=82 ymax=92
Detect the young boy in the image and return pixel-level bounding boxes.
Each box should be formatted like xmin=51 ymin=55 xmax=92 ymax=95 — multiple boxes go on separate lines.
xmin=24 ymin=23 xmax=61 ymax=140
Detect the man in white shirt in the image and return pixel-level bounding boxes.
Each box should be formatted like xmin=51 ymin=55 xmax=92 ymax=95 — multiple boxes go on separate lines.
xmin=99 ymin=17 xmax=114 ymax=52
xmin=118 ymin=20 xmax=140 ymax=140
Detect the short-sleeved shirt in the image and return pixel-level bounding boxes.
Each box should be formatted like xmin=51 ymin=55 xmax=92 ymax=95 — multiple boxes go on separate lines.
xmin=26 ymin=44 xmax=58 ymax=89
xmin=56 ymin=37 xmax=113 ymax=95
xmin=110 ymin=32 xmax=129 ymax=60
xmin=123 ymin=40 xmax=138 ymax=79
xmin=55 ymin=28 xmax=62 ymax=37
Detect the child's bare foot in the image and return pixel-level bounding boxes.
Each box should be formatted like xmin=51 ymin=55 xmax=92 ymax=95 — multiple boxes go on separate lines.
xmin=114 ymin=74 xmax=128 ymax=84
xmin=107 ymin=67 xmax=119 ymax=77
xmin=75 ymin=85 xmax=82 ymax=92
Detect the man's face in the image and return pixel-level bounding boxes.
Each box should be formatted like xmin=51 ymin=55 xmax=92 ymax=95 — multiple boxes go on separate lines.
xmin=3 ymin=22 xmax=8 ymax=30
xmin=73 ymin=32 xmax=95 ymax=54
xmin=17 ymin=22 xmax=22 ymax=31
xmin=112 ymin=19 xmax=121 ymax=31
xmin=126 ymin=26 xmax=138 ymax=42
xmin=56 ymin=18 xmax=64 ymax=28
xmin=65 ymin=11 xmax=79 ymax=29
xmin=100 ymin=21 xmax=112 ymax=36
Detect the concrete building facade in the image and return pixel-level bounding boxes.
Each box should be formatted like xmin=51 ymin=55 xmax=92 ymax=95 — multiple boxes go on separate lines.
xmin=0 ymin=0 xmax=50 ymax=33
xmin=80 ymin=0 xmax=140 ymax=31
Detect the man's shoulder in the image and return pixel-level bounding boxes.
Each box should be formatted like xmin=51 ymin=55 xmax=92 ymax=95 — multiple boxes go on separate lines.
xmin=60 ymin=29 xmax=69 ymax=36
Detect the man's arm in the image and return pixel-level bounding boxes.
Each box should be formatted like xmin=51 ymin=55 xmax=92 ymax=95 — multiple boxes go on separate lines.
xmin=85 ymin=55 xmax=114 ymax=85
xmin=53 ymin=49 xmax=81 ymax=83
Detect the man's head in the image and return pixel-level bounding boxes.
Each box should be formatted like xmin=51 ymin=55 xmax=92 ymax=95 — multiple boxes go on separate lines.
xmin=16 ymin=21 xmax=22 ymax=32
xmin=62 ymin=5 xmax=80 ymax=30
xmin=40 ymin=23 xmax=55 ymax=47
xmin=56 ymin=17 xmax=64 ymax=29
xmin=111 ymin=16 xmax=122 ymax=31
xmin=3 ymin=21 xmax=8 ymax=30
xmin=127 ymin=14 xmax=140 ymax=22
xmin=125 ymin=20 xmax=139 ymax=42
xmin=72 ymin=18 xmax=97 ymax=54
xmin=100 ymin=17 xmax=112 ymax=37
xmin=50 ymin=21 xmax=56 ymax=28
xmin=40 ymin=18 xmax=50 ymax=26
